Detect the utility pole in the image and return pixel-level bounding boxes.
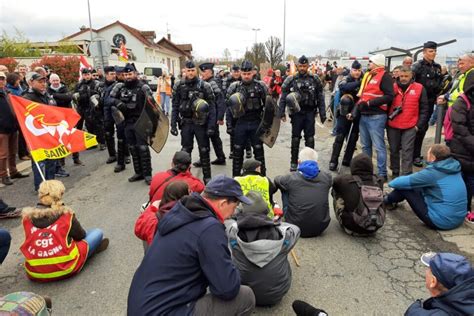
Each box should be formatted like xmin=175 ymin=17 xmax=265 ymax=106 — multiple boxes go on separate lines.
xmin=283 ymin=0 xmax=286 ymax=60
xmin=252 ymin=28 xmax=261 ymax=45
xmin=87 ymin=0 xmax=94 ymax=44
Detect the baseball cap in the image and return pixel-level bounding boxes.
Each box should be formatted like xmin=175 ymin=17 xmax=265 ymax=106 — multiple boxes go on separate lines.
xmin=421 ymin=252 xmax=474 ymax=289
xmin=172 ymin=151 xmax=191 ymax=166
xmin=242 ymin=158 xmax=262 ymax=173
xmin=204 ymin=175 xmax=252 ymax=205
xmin=30 ymin=73 xmax=46 ymax=81
xmin=0 ymin=72 xmax=6 ymax=79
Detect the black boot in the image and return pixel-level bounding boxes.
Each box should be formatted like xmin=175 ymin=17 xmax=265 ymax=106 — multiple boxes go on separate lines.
xmin=232 ymin=145 xmax=244 ymax=177
xmin=211 ymin=134 xmax=226 ymax=163
xmin=329 ymin=139 xmax=343 ymax=171
xmin=200 ymin=147 xmax=212 ymax=183
xmin=193 ymin=160 xmax=202 ymax=168
xmin=253 ymin=144 xmax=266 ymax=176
xmin=114 ymin=140 xmax=126 ymax=173
xmin=245 ymin=141 xmax=252 ymax=159
xmin=304 ymin=136 xmax=315 ymax=149
xmin=139 ymin=145 xmax=152 ymax=185
xmin=124 ymin=144 xmax=131 ymax=164
xmin=128 ymin=146 xmax=144 ymax=182
xmin=105 ymin=130 xmax=116 ymax=163
xmin=229 ymin=136 xmax=234 ymax=159
xmin=290 ymin=137 xmax=300 ymax=171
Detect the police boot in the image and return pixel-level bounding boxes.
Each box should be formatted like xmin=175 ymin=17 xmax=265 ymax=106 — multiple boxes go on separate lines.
xmin=138 ymin=145 xmax=152 ymax=185
xmin=193 ymin=159 xmax=202 ymax=168
xmin=245 ymin=142 xmax=252 ymax=159
xmin=114 ymin=140 xmax=126 ymax=173
xmin=105 ymin=131 xmax=117 ymax=164
xmin=200 ymin=147 xmax=212 ymax=183
xmin=290 ymin=137 xmax=300 ymax=172
xmin=329 ymin=140 xmax=343 ymax=171
xmin=229 ymin=137 xmax=234 ymax=159
xmin=253 ymin=144 xmax=266 ymax=176
xmin=304 ymin=136 xmax=315 ymax=149
xmin=124 ymin=144 xmax=131 ymax=164
xmin=128 ymin=146 xmax=144 ymax=182
xmin=211 ymin=136 xmax=226 ymax=165
xmin=232 ymin=145 xmax=244 ymax=177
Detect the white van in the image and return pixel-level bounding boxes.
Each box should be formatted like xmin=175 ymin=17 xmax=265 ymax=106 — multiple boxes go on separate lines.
xmin=134 ymin=63 xmax=169 ymax=91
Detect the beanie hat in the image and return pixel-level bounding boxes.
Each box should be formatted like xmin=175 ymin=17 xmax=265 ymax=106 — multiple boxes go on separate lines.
xmin=240 ymin=191 xmax=268 ymax=215
xmin=369 ymin=54 xmax=385 ymax=67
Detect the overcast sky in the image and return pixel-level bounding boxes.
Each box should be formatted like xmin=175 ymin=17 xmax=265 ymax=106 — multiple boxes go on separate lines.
xmin=1 ymin=0 xmax=472 ymax=59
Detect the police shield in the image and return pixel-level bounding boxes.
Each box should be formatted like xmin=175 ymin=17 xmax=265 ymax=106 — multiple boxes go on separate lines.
xmin=259 ymin=96 xmax=280 ymax=148
xmin=134 ymin=96 xmax=169 ymax=153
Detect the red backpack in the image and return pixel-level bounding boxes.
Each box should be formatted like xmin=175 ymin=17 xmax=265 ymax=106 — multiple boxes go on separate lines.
xmin=444 ymin=93 xmax=471 ymax=141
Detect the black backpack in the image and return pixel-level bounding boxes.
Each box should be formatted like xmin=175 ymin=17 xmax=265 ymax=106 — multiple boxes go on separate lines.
xmin=350 ymin=175 xmax=385 ymax=233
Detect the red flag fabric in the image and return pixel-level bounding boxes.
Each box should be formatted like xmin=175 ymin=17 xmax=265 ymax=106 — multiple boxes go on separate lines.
xmin=10 ymin=95 xmax=97 ymax=161
xmin=119 ymin=42 xmax=128 ymax=62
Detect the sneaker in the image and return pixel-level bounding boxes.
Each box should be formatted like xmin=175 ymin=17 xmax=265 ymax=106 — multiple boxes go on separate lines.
xmin=413 ymin=157 xmax=423 ymax=168
xmin=0 ymin=207 xmax=21 ymax=219
xmin=329 ymin=162 xmax=337 ymax=171
xmin=73 ymin=158 xmax=84 ymax=166
xmin=290 ymin=163 xmax=298 ymax=172
xmin=99 ymin=144 xmax=106 ymax=151
xmin=114 ymin=164 xmax=125 ymax=173
xmin=20 ymin=155 xmax=31 ymax=161
xmin=96 ymin=238 xmax=109 ymax=254
xmin=193 ymin=160 xmax=202 ymax=168
xmin=55 ymin=168 xmax=70 ymax=177
xmin=1 ymin=177 xmax=13 ymax=185
xmin=292 ymin=300 xmax=328 ymax=316
xmin=466 ymin=212 xmax=474 ymax=224
xmin=10 ymin=172 xmax=29 ymax=179
xmin=106 ymin=156 xmax=117 ymax=164
xmin=383 ymin=195 xmax=398 ymax=211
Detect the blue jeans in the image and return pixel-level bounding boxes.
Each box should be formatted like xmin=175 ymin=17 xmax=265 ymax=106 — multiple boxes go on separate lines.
xmin=387 ymin=189 xmax=437 ymax=229
xmin=84 ymin=229 xmax=104 ymax=259
xmin=281 ymin=191 xmax=289 ymax=216
xmin=332 ymin=90 xmax=341 ymax=133
xmin=32 ymin=159 xmax=57 ymax=191
xmin=160 ymin=93 xmax=171 ymax=114
xmin=359 ymin=114 xmax=387 ymax=176
xmin=0 ymin=229 xmax=11 ymax=264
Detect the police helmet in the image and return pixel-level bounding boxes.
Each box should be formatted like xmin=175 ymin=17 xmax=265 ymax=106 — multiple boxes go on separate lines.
xmin=228 ymin=92 xmax=246 ymax=118
xmin=241 ymin=60 xmax=253 ymax=72
xmin=192 ymin=98 xmax=210 ymax=125
xmin=339 ymin=94 xmax=354 ymax=116
xmin=286 ymin=92 xmax=301 ymax=114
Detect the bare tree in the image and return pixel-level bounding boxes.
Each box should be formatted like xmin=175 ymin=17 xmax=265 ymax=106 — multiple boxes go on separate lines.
xmin=244 ymin=43 xmax=266 ymax=68
xmin=285 ymin=54 xmax=297 ymax=62
xmin=264 ymin=36 xmax=284 ymax=68
xmin=223 ymin=48 xmax=232 ymax=61
xmin=325 ymin=49 xmax=350 ymax=58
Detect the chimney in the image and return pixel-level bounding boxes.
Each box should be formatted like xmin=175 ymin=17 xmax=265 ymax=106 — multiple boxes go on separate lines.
xmin=167 ymin=33 xmax=171 ymax=41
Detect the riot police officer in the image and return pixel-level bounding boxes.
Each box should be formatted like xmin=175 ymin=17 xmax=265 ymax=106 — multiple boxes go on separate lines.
xmin=109 ymin=63 xmax=154 ymax=184
xmin=74 ymin=68 xmax=106 ymax=150
xmin=279 ymin=55 xmax=326 ymax=171
xmin=194 ymin=62 xmax=226 ymax=166
xmin=329 ymin=60 xmax=362 ymax=171
xmin=170 ymin=60 xmax=216 ymax=183
xmin=411 ymin=41 xmax=442 ymax=166
xmin=100 ymin=66 xmax=118 ymax=165
xmin=227 ymin=60 xmax=269 ymax=177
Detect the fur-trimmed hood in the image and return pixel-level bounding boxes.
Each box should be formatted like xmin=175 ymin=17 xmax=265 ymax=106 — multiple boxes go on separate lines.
xmin=22 ymin=204 xmax=73 ymax=220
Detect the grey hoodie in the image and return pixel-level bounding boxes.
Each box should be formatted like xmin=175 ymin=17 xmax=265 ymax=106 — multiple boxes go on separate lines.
xmin=226 ymin=221 xmax=300 ymax=306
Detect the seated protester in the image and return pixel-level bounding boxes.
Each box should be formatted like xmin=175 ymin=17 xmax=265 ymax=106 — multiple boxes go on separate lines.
xmin=226 ymin=191 xmax=300 ymax=306
xmin=384 ymin=144 xmax=467 ymax=230
xmin=274 ymin=147 xmax=332 ymax=237
xmin=20 ymin=180 xmax=109 ymax=282
xmin=135 ymin=181 xmax=190 ymax=245
xmin=405 ymin=252 xmax=474 ymax=315
xmin=149 ymin=151 xmax=205 ymax=204
xmin=235 ymin=158 xmax=278 ymax=218
xmin=128 ymin=175 xmax=256 ymax=316
xmin=332 ymin=153 xmax=385 ymax=236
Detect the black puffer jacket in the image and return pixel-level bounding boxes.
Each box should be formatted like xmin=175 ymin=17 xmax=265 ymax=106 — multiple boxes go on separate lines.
xmin=450 ymin=71 xmax=474 ymax=173
xmin=0 ymin=90 xmax=17 ymax=134
xmin=48 ymin=84 xmax=72 ymax=108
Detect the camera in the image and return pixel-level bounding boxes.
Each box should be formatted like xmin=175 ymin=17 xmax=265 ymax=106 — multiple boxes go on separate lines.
xmin=389 ymin=106 xmax=403 ymax=121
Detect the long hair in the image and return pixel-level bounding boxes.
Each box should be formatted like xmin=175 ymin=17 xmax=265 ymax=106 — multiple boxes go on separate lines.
xmin=160 ymin=181 xmax=189 ymax=207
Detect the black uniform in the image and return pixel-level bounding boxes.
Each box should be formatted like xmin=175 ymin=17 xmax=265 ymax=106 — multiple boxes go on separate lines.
xmin=171 ymin=76 xmax=216 ymax=182
xmin=74 ymin=78 xmax=105 ymax=147
xmin=100 ymin=78 xmax=119 ymax=163
xmin=206 ymin=77 xmax=226 ymax=163
xmin=226 ymin=69 xmax=269 ymax=177
xmin=329 ymin=70 xmax=361 ymax=170
xmin=109 ymin=68 xmax=154 ymax=184
xmin=279 ymin=59 xmax=326 ymax=170
xmin=411 ymin=44 xmax=442 ymax=161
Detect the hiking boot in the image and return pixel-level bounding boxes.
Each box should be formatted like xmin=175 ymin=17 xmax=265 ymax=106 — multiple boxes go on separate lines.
xmin=73 ymin=158 xmax=84 ymax=166
xmin=329 ymin=162 xmax=337 ymax=171
xmin=96 ymin=238 xmax=109 ymax=254
xmin=114 ymin=164 xmax=125 ymax=173
xmin=211 ymin=158 xmax=226 ymax=165
xmin=290 ymin=163 xmax=298 ymax=172
xmin=106 ymin=156 xmax=117 ymax=164
xmin=55 ymin=167 xmax=70 ymax=177
xmin=10 ymin=172 xmax=29 ymax=179
xmin=128 ymin=174 xmax=144 ymax=182
xmin=413 ymin=157 xmax=423 ymax=168
xmin=193 ymin=160 xmax=202 ymax=168
xmin=1 ymin=177 xmax=13 ymax=185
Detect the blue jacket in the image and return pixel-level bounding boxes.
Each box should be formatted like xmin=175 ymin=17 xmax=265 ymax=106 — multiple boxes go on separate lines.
xmin=389 ymin=158 xmax=467 ymax=230
xmin=127 ymin=193 xmax=241 ymax=316
xmin=404 ymin=276 xmax=474 ymax=315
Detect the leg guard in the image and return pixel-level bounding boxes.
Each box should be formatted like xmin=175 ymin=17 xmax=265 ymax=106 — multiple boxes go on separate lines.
xmin=105 ymin=129 xmax=116 ymax=159
xmin=128 ymin=146 xmax=144 ymax=182
xmin=253 ymin=143 xmax=266 ymax=176
xmin=232 ymin=145 xmax=244 ymax=177
xmin=199 ymin=147 xmax=212 ymax=182
xmin=138 ymin=145 xmax=152 ymax=184
xmin=304 ymin=136 xmax=315 ymax=149
xmin=291 ymin=137 xmax=301 ymax=167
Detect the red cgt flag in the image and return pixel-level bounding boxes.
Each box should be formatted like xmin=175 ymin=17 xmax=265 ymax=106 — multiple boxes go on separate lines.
xmin=10 ymin=95 xmax=98 ymax=161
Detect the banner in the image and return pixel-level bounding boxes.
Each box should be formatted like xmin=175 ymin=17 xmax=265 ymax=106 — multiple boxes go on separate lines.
xmin=10 ymin=95 xmax=98 ymax=161
xmin=119 ymin=42 xmax=128 ymax=62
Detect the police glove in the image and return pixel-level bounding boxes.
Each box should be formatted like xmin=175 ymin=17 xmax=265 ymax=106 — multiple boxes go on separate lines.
xmin=117 ymin=102 xmax=127 ymax=112
xmin=170 ymin=125 xmax=179 ymax=136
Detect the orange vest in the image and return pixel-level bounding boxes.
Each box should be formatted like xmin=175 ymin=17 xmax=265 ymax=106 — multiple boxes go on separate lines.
xmin=359 ymin=68 xmax=388 ymax=111
xmin=388 ymin=82 xmax=423 ymax=129
xmin=20 ymin=212 xmax=88 ymax=282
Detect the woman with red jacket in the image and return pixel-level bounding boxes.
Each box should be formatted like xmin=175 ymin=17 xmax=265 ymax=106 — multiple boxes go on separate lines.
xmin=135 ymin=181 xmax=190 ymax=245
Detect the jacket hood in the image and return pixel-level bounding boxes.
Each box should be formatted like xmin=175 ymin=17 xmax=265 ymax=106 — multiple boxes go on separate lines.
xmin=236 ymin=213 xmax=279 ymax=231
xmin=424 ymin=276 xmax=474 ymax=314
xmin=350 ymin=153 xmax=374 ymax=176
xmin=22 ymin=203 xmax=72 ymax=220
xmin=428 ymin=157 xmax=462 ymax=174
xmin=297 ymin=160 xmax=320 ymax=179
xmin=157 ymin=193 xmax=216 ymax=236
xmin=230 ymin=223 xmax=292 ymax=268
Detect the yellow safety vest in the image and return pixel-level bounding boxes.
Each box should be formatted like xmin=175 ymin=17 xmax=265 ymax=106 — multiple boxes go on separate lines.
xmin=448 ymin=68 xmax=473 ymax=107
xmin=235 ymin=175 xmax=274 ymax=218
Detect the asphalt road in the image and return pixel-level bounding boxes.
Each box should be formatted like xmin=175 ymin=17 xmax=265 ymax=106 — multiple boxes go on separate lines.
xmin=0 ymin=121 xmax=471 ymax=315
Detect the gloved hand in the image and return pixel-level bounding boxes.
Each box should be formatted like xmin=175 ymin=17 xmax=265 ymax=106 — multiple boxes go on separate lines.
xmin=117 ymin=102 xmax=127 ymax=112
xmin=170 ymin=125 xmax=179 ymax=136
xmin=226 ymin=126 xmax=233 ymax=135
xmin=207 ymin=128 xmax=215 ymax=137
xmin=358 ymin=101 xmax=369 ymax=110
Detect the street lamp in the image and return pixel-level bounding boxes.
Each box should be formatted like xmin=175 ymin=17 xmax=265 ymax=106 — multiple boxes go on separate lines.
xmin=252 ymin=28 xmax=261 ymax=45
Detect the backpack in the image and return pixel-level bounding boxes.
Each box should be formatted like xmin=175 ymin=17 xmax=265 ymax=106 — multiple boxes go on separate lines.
xmin=0 ymin=292 xmax=51 ymax=315
xmin=350 ymin=176 xmax=385 ymax=233
xmin=444 ymin=93 xmax=471 ymax=141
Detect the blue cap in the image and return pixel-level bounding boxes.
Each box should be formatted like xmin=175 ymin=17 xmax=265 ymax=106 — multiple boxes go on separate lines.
xmin=421 ymin=252 xmax=474 ymax=289
xmin=115 ymin=66 xmax=124 ymax=73
xmin=204 ymin=175 xmax=252 ymax=205
xmin=199 ymin=62 xmax=214 ymax=71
